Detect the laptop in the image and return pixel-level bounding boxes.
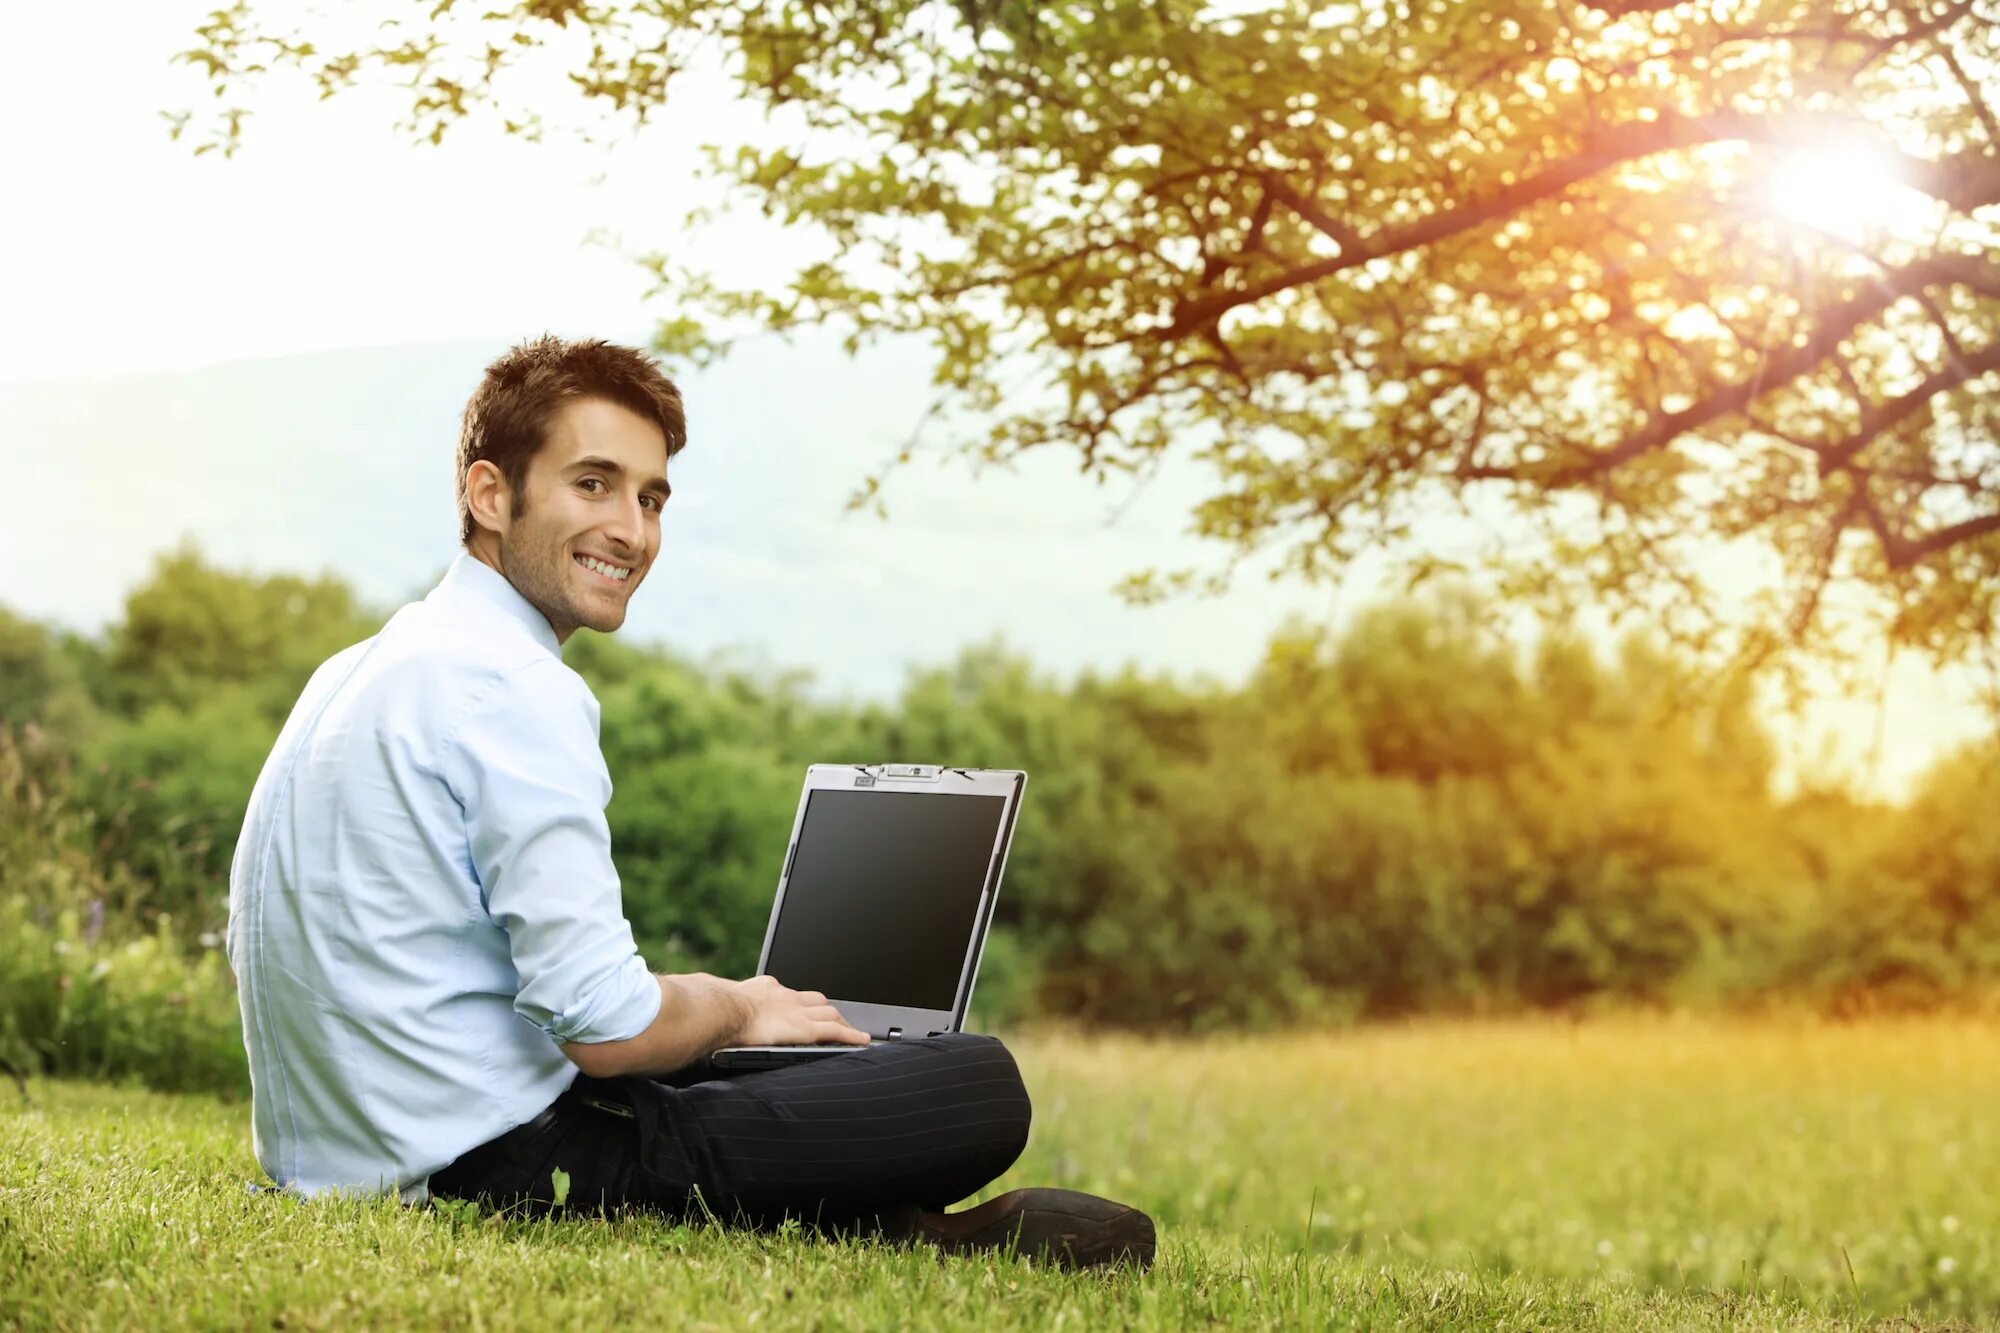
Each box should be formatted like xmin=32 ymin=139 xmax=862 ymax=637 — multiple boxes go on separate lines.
xmin=705 ymin=762 xmax=1028 ymax=1071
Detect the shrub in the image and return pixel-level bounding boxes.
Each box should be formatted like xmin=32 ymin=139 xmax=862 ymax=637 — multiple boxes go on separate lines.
xmin=0 ymin=898 xmax=245 ymax=1098
xmin=0 ymin=730 xmax=245 ymax=1097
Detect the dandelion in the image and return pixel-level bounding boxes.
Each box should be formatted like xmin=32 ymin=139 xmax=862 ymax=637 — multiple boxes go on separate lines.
xmin=1938 ymin=1256 xmax=1957 ymax=1274
xmin=1596 ymin=1239 xmax=1614 ymax=1256
xmin=1943 ymin=1215 xmax=1961 ymax=1234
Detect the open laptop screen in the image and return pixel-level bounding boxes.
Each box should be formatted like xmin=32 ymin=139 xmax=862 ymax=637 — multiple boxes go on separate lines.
xmin=763 ymin=789 xmax=1008 ymax=1011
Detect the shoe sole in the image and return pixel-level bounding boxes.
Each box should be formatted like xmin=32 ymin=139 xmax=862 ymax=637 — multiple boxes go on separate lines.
xmin=916 ymin=1188 xmax=1156 ymax=1272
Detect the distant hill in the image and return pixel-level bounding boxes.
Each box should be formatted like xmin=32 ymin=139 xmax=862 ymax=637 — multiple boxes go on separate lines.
xmin=0 ymin=334 xmax=1340 ymax=703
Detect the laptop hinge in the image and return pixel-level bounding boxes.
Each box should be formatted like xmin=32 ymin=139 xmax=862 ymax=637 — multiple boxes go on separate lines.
xmin=885 ymin=1026 xmax=904 ymax=1041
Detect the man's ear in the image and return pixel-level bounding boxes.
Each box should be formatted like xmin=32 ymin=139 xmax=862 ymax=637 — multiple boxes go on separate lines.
xmin=464 ymin=460 xmax=512 ymax=539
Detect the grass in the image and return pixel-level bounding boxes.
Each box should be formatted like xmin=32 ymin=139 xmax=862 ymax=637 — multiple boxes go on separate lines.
xmin=4 ymin=1015 xmax=1999 ymax=1330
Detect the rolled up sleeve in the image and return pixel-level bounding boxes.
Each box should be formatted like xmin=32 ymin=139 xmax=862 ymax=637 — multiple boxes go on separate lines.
xmin=444 ymin=658 xmax=662 ymax=1046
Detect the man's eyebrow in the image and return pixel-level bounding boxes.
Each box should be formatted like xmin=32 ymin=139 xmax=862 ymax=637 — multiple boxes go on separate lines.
xmin=568 ymin=455 xmax=672 ymax=499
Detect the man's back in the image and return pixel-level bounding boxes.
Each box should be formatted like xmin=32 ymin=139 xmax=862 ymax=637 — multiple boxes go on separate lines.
xmin=226 ymin=554 xmax=660 ymax=1201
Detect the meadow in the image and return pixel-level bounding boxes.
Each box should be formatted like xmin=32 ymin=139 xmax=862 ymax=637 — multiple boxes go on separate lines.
xmin=5 ymin=1016 xmax=1997 ymax=1330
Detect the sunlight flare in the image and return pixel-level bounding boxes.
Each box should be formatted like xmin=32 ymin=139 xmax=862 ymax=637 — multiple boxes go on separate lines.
xmin=1762 ymin=140 xmax=1931 ymax=241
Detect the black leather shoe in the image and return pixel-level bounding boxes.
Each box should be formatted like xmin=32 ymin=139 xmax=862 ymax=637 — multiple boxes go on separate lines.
xmin=909 ymin=1188 xmax=1156 ymax=1271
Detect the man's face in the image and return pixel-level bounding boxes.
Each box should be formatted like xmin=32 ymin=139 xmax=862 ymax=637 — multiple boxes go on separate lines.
xmin=480 ymin=396 xmax=671 ymax=642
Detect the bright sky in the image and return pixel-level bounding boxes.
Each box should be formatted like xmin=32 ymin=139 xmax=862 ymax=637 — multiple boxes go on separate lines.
xmin=0 ymin=1 xmax=772 ymax=378
xmin=0 ymin=1 xmax=1991 ymax=801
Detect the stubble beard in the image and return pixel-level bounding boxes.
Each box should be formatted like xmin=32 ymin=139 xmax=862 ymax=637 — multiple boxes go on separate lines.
xmin=498 ymin=526 xmax=626 ymax=640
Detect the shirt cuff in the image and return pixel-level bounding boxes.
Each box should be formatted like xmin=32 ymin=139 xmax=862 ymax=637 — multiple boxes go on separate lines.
xmin=533 ymin=953 xmax=662 ymax=1046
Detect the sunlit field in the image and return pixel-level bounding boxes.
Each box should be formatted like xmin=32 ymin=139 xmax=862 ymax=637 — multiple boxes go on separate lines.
xmin=5 ymin=1016 xmax=1998 ymax=1330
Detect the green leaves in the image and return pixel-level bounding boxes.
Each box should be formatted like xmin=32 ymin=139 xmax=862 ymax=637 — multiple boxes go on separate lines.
xmin=99 ymin=542 xmax=380 ymax=722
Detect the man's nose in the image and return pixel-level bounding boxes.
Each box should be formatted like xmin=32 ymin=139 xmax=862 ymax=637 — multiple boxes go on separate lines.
xmin=604 ymin=491 xmax=645 ymax=551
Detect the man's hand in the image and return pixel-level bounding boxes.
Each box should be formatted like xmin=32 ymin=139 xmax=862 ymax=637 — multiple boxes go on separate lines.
xmin=670 ymin=971 xmax=737 ymax=1002
xmin=730 ymin=974 xmax=871 ymax=1048
xmin=560 ymin=970 xmax=868 ymax=1079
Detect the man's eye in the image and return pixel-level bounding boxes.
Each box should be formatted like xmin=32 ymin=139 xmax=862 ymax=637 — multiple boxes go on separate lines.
xmin=641 ymin=495 xmax=663 ymax=512
xmin=579 ymin=477 xmax=605 ymax=493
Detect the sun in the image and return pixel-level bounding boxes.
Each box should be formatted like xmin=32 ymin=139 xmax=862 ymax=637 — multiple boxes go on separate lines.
xmin=1761 ymin=140 xmax=1932 ymax=242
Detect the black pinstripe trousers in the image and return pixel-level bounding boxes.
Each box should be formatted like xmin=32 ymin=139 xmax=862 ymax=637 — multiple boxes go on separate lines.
xmin=427 ymin=1033 xmax=1032 ymax=1233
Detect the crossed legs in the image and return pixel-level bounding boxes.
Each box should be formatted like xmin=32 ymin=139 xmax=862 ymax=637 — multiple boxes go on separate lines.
xmin=428 ymin=1032 xmax=1032 ymax=1233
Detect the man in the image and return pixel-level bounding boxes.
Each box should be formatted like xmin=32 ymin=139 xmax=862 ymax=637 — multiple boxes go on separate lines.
xmin=225 ymin=334 xmax=1154 ymax=1271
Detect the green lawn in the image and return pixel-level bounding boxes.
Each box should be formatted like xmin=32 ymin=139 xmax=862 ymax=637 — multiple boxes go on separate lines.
xmin=5 ymin=1017 xmax=1998 ymax=1330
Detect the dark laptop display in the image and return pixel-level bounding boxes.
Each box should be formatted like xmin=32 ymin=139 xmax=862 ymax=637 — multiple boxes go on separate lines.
xmin=763 ymin=788 xmax=1008 ymax=1011
xmin=705 ymin=763 xmax=1026 ymax=1070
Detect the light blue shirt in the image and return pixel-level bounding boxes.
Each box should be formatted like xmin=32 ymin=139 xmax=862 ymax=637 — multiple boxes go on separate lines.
xmin=226 ymin=552 xmax=663 ymax=1202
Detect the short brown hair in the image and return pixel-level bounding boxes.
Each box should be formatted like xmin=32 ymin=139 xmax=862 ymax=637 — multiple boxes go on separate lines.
xmin=456 ymin=334 xmax=688 ymax=546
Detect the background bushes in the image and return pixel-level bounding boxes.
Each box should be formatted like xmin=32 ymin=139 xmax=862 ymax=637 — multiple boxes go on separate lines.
xmin=1 ymin=549 xmax=1996 ymax=1095
xmin=0 ymin=728 xmax=245 ymax=1096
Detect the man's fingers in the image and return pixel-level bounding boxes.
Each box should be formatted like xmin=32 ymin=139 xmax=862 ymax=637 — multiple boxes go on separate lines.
xmin=822 ymin=1018 xmax=870 ymax=1044
xmin=736 ymin=981 xmax=871 ymax=1046
xmin=799 ymin=1006 xmax=868 ymax=1044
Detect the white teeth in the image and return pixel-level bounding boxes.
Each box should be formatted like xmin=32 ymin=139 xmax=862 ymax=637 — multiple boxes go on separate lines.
xmin=576 ymin=555 xmax=629 ymax=582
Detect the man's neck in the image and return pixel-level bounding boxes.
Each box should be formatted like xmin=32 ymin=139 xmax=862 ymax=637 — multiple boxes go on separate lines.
xmin=461 ymin=540 xmax=570 ymax=645
xmin=465 ymin=536 xmax=504 ymax=579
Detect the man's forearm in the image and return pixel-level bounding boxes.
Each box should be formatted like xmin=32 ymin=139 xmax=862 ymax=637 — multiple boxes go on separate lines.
xmin=560 ymin=973 xmax=750 ymax=1079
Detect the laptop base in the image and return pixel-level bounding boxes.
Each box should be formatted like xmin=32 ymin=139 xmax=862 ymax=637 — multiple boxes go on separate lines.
xmin=707 ymin=1044 xmax=870 ymax=1072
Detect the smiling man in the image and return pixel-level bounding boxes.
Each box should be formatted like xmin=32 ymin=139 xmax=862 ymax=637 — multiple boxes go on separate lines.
xmin=225 ymin=335 xmax=1154 ymax=1270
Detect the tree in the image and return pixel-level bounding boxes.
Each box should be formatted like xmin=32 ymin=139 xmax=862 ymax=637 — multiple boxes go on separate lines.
xmin=0 ymin=608 xmax=96 ymax=743
xmin=99 ymin=543 xmax=382 ymax=721
xmin=171 ymin=0 xmax=2000 ymax=678
xmin=51 ymin=551 xmax=386 ymax=934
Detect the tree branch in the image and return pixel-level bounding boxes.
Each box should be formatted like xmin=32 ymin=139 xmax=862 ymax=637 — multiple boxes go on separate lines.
xmin=1452 ymin=253 xmax=2000 ymax=487
xmin=1903 ymin=145 xmax=2000 ymax=214
xmin=1936 ymin=34 xmax=2000 ymax=151
xmin=1166 ymin=110 xmax=1953 ymax=339
xmin=1256 ymin=174 xmax=1364 ymax=255
xmin=1820 ymin=339 xmax=2000 ymax=475
xmin=1858 ymin=492 xmax=2000 ymax=570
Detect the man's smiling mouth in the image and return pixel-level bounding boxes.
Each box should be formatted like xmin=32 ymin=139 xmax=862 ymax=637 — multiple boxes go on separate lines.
xmin=575 ymin=554 xmax=632 ymax=583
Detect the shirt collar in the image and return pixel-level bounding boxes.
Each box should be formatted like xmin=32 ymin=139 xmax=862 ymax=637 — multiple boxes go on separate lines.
xmin=428 ymin=550 xmax=563 ymax=659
